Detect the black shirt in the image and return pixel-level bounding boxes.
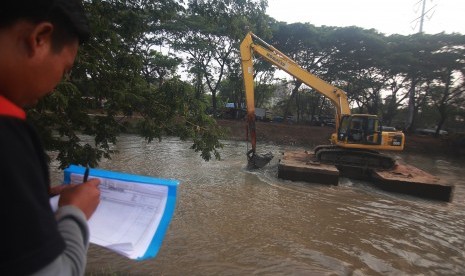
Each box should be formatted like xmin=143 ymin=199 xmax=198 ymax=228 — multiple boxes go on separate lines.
xmin=0 ymin=116 xmax=65 ymax=275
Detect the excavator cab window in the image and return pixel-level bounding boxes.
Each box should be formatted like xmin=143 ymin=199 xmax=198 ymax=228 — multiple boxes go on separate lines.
xmin=365 ymin=118 xmax=382 ymax=145
xmin=338 ymin=116 xmax=382 ymax=145
xmin=349 ymin=117 xmax=365 ymax=143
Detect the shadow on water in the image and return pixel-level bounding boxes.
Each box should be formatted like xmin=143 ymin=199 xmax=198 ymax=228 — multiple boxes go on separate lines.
xmin=48 ymin=135 xmax=465 ymax=275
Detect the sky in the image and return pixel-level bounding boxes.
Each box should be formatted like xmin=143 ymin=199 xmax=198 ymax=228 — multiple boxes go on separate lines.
xmin=266 ymin=0 xmax=465 ymax=35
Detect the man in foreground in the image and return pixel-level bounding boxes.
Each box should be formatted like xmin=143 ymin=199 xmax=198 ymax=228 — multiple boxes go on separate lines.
xmin=0 ymin=1 xmax=101 ymax=275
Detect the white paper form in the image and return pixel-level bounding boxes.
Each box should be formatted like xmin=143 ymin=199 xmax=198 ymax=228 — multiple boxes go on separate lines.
xmin=70 ymin=174 xmax=168 ymax=259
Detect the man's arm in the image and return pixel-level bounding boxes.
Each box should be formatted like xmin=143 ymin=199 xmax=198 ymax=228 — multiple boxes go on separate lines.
xmin=32 ymin=206 xmax=89 ymax=276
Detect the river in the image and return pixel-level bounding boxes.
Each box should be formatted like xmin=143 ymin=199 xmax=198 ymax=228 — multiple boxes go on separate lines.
xmin=49 ymin=135 xmax=465 ymax=275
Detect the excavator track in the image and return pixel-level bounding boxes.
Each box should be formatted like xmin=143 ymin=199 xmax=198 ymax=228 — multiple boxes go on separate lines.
xmin=314 ymin=145 xmax=395 ymax=170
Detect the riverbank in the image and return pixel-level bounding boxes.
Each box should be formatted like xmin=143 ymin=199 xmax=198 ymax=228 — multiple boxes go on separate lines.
xmin=216 ymin=119 xmax=463 ymax=157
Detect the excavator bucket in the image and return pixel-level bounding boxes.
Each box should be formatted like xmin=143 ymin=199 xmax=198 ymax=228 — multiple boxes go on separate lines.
xmin=244 ymin=113 xmax=273 ymax=169
xmin=247 ymin=150 xmax=273 ymax=169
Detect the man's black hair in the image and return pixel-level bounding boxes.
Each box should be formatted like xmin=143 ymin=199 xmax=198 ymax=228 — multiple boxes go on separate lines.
xmin=0 ymin=0 xmax=90 ymax=44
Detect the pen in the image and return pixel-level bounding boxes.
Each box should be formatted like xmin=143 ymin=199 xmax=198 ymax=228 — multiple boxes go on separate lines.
xmin=83 ymin=165 xmax=90 ymax=182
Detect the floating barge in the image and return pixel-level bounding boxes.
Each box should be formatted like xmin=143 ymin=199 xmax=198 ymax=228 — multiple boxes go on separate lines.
xmin=278 ymin=151 xmax=454 ymax=202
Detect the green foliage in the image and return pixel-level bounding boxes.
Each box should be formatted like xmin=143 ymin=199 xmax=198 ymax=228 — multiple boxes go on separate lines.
xmin=27 ymin=82 xmax=117 ymax=168
xmin=30 ymin=0 xmax=225 ymax=169
xmin=167 ymin=0 xmax=269 ymax=114
xmin=137 ymin=78 xmax=224 ymax=160
xmin=254 ymin=82 xmax=275 ymax=108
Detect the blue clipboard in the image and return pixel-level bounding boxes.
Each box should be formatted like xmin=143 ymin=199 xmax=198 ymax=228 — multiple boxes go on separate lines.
xmin=64 ymin=165 xmax=180 ymax=260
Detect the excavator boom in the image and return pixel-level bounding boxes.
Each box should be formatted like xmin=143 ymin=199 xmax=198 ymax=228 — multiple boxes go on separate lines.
xmin=241 ymin=33 xmax=351 ymax=124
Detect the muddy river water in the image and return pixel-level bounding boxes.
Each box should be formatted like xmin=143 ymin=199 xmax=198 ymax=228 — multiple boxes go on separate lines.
xmin=50 ymin=135 xmax=465 ymax=275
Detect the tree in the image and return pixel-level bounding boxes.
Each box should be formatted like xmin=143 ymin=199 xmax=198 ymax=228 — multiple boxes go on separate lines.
xmin=427 ymin=41 xmax=465 ymax=134
xmin=137 ymin=78 xmax=223 ymax=160
xmin=380 ymin=77 xmax=410 ymax=126
xmin=170 ymin=15 xmax=235 ymax=110
xmin=167 ymin=0 xmax=268 ymax=116
xmin=28 ymin=0 xmax=224 ymax=168
xmin=325 ymin=27 xmax=390 ymax=115
xmin=141 ymin=50 xmax=182 ymax=87
xmin=384 ymin=33 xmax=461 ymax=132
xmin=269 ymin=23 xmax=337 ymax=121
xmin=218 ymin=69 xmax=244 ymax=111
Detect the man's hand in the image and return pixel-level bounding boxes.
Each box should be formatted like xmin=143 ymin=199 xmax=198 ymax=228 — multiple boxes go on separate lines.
xmin=58 ymin=179 xmax=101 ymax=220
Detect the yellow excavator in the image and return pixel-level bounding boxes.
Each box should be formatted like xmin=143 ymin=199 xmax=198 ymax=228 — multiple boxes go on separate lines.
xmin=240 ymin=32 xmax=405 ymax=169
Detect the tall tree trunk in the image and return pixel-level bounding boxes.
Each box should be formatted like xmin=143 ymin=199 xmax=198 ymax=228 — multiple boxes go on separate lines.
xmin=284 ymin=82 xmax=302 ymax=122
xmin=211 ymin=91 xmax=217 ymax=115
xmin=406 ymin=78 xmax=417 ymax=132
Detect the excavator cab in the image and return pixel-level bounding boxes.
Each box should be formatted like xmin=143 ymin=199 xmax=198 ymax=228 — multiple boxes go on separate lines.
xmin=338 ymin=115 xmax=382 ymax=145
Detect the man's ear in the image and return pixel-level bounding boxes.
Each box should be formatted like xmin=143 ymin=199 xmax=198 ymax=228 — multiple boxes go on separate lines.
xmin=26 ymin=22 xmax=54 ymax=57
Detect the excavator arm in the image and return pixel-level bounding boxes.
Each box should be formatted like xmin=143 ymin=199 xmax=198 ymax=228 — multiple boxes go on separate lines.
xmin=240 ymin=32 xmax=350 ymax=158
xmin=241 ymin=32 xmax=351 ymax=121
